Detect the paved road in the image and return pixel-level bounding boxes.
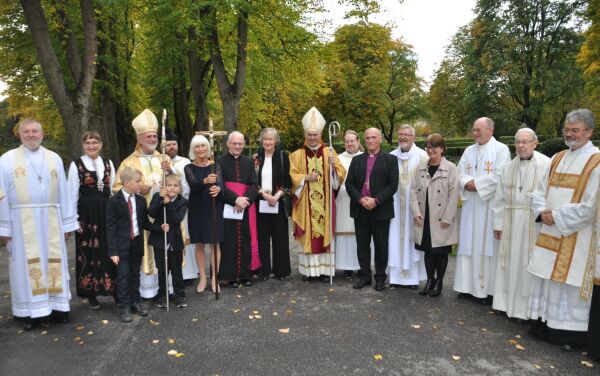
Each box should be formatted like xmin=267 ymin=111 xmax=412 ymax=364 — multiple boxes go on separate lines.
xmin=0 ymin=241 xmax=597 ymax=375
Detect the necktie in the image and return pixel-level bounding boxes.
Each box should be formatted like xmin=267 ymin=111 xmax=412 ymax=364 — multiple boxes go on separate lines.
xmin=127 ymin=195 xmax=134 ymax=239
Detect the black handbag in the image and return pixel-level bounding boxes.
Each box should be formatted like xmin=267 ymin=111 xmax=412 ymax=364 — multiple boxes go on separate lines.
xmin=280 ymin=150 xmax=292 ymax=217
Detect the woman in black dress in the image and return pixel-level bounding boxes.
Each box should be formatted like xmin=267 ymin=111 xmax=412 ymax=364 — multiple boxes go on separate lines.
xmin=67 ymin=131 xmax=116 ymax=309
xmin=185 ymin=135 xmax=223 ymax=293
xmin=410 ymin=134 xmax=459 ymax=297
xmin=255 ymin=128 xmax=291 ymax=280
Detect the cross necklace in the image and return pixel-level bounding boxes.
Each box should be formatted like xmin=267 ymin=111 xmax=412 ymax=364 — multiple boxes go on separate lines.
xmin=517 ymin=160 xmax=532 ymax=193
xmin=24 ymin=150 xmax=44 ymax=183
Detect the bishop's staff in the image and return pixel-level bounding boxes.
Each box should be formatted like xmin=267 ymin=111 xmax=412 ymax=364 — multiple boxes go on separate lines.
xmin=197 ymin=120 xmax=227 ymax=300
xmin=328 ymin=121 xmax=340 ymax=285
xmin=161 ymin=109 xmax=170 ymax=311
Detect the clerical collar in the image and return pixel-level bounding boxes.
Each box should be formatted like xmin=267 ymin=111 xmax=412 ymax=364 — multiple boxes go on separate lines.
xmin=228 ymin=151 xmax=240 ymax=159
xmin=307 ymin=144 xmax=321 ymax=152
xmin=520 ymin=155 xmax=533 ymax=161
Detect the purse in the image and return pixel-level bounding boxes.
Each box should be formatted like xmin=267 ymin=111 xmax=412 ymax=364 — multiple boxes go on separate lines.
xmin=279 ymin=150 xmax=292 ymax=217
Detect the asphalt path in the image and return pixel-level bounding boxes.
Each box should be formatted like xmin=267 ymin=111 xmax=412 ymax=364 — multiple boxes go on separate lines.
xmin=0 ymin=241 xmax=597 ymax=375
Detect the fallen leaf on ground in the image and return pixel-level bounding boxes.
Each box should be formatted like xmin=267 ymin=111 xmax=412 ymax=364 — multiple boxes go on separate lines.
xmin=411 ymin=325 xmax=421 ymax=329
xmin=373 ymin=354 xmax=383 ymax=361
xmin=481 ymin=328 xmax=487 ymax=332
xmin=458 ymin=321 xmax=465 ymax=325
xmin=549 ymin=365 xmax=555 ymax=369
xmin=252 ymin=310 xmax=259 ymax=314
xmin=152 ymin=340 xmax=159 ymax=344
xmin=75 ymin=325 xmax=84 ymax=331
xmin=285 ymin=309 xmax=293 ymax=315
xmin=53 ymin=338 xmax=59 ymax=342
xmin=278 ymin=328 xmax=290 ymax=334
xmin=74 ymin=337 xmax=81 ymax=341
xmin=515 ymin=344 xmax=525 ymax=350
xmin=291 ymin=300 xmax=297 ymax=304
xmin=249 ymin=315 xmax=254 ymax=319
xmin=17 ymin=330 xmax=23 ymax=334
xmin=581 ymin=361 xmax=594 ymax=368
xmin=452 ymin=355 xmax=461 ymax=361
xmin=192 ymin=318 xmax=198 ymax=322
xmin=168 ymin=339 xmax=175 ymax=344
xmin=515 ymin=335 xmax=522 ymax=339
xmin=533 ymin=364 xmax=540 ymax=369
xmin=167 ymin=350 xmax=178 ymax=356
xmin=376 ymin=299 xmax=382 ymax=303
xmin=328 ymin=288 xmax=334 ymax=292
xmin=233 ymin=309 xmax=240 ymax=313
xmin=236 ymin=295 xmax=242 ymax=298
xmin=78 ymin=341 xmax=84 ymax=346
xmin=488 ymin=311 xmax=495 ymax=315
xmin=100 ymin=320 xmax=108 ymax=325
xmin=508 ymin=339 xmax=518 ymax=345
xmin=272 ymin=312 xmax=278 ymax=316
xmin=87 ymin=331 xmax=94 ymax=336
xmin=254 ymin=315 xmax=262 ymax=319
xmin=175 ymin=353 xmax=185 ymax=358
xmin=324 ymin=299 xmax=328 ymax=303
xmin=40 ymin=330 xmax=47 ymax=335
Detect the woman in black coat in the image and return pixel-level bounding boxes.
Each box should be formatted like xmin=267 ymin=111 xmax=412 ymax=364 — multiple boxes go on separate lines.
xmin=254 ymin=128 xmax=292 ymax=280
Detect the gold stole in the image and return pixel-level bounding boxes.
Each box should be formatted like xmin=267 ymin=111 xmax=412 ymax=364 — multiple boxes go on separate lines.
xmin=14 ymin=146 xmax=63 ymax=295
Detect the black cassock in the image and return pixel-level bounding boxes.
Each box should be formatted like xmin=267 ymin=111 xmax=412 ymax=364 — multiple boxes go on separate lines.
xmin=217 ymin=152 xmax=259 ymax=281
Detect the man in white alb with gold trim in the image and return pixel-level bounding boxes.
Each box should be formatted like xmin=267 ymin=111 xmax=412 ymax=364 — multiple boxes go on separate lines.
xmin=491 ymin=128 xmax=550 ymax=321
xmin=113 ymin=109 xmax=172 ymax=299
xmin=0 ymin=119 xmax=78 ymax=330
xmin=388 ymin=124 xmax=428 ymax=288
xmin=528 ymin=109 xmax=600 ymax=351
xmin=335 ymin=130 xmax=363 ymax=276
xmin=454 ymin=117 xmax=511 ymax=304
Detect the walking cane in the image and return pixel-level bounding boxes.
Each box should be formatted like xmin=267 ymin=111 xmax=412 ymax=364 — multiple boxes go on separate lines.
xmin=161 ymin=109 xmax=170 ymax=311
xmin=197 ymin=120 xmax=227 ymax=300
xmin=328 ymin=121 xmax=340 ymax=285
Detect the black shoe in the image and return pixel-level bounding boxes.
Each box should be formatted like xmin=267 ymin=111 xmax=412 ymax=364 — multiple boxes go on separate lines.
xmin=227 ymin=281 xmax=240 ymax=288
xmin=157 ymin=298 xmax=167 ymax=308
xmin=120 ymin=307 xmax=133 ymax=323
xmin=88 ymin=296 xmax=101 ymax=310
xmin=407 ymin=285 xmax=418 ymax=290
xmin=301 ymin=276 xmax=315 ymax=282
xmin=318 ymin=275 xmax=330 ymax=283
xmin=130 ymin=302 xmax=148 ymax=316
xmin=353 ymin=279 xmax=371 ymax=289
xmin=175 ymin=297 xmax=187 ymax=308
xmin=260 ymin=275 xmax=269 ymax=281
xmin=241 ymin=280 xmax=253 ymax=287
xmin=374 ymin=280 xmax=385 ymax=291
xmin=429 ymin=279 xmax=443 ymax=297
xmin=419 ymin=279 xmax=436 ymax=296
xmin=275 ymin=276 xmax=286 ymax=281
xmin=560 ymin=344 xmax=580 ymax=352
xmin=51 ymin=311 xmax=69 ymax=324
xmin=343 ymin=270 xmax=353 ymax=278
xmin=457 ymin=292 xmax=471 ymax=299
xmin=479 ymin=296 xmax=493 ymax=306
xmin=18 ymin=318 xmax=35 ymax=330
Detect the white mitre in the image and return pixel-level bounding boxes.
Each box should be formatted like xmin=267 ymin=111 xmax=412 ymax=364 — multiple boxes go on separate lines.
xmin=302 ymin=107 xmax=326 ymax=133
xmin=132 ymin=109 xmax=159 ymax=135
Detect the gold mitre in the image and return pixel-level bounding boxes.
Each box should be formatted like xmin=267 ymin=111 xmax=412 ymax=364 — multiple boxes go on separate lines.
xmin=132 ymin=109 xmax=158 ymax=135
xmin=302 ymin=107 xmax=326 ymax=133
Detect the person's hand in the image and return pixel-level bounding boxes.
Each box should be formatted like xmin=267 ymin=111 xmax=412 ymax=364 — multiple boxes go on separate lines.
xmin=328 ymin=155 xmax=336 ymax=165
xmin=161 ymin=223 xmax=170 ymax=232
xmin=111 ymin=256 xmax=119 ymax=265
xmin=266 ymin=193 xmax=278 ymax=207
xmin=414 ymin=216 xmax=424 ymax=227
xmin=204 ymin=173 xmax=217 ymax=185
xmin=163 ymin=195 xmax=171 ymax=204
xmin=139 ymin=185 xmax=151 ymax=196
xmin=305 ymin=172 xmax=319 ymax=182
xmin=159 ymin=186 xmax=167 ymax=198
xmin=494 ymin=230 xmax=502 ymax=240
xmin=541 ymin=209 xmax=555 ymax=226
xmin=77 ymin=222 xmax=84 ymax=234
xmin=440 ymin=222 xmax=450 ymax=230
xmin=64 ymin=232 xmax=72 ymax=240
xmin=464 ymin=179 xmax=477 ymax=192
xmin=235 ymin=196 xmax=250 ymax=208
xmin=161 ymin=160 xmax=171 ymax=172
xmin=209 ymin=185 xmax=220 ymax=197
xmin=361 ymin=197 xmax=377 ymax=210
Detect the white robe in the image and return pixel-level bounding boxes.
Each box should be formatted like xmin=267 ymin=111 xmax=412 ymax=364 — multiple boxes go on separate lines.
xmin=491 ymin=151 xmax=550 ymax=319
xmin=527 ymin=141 xmax=600 ymax=331
xmin=388 ymin=144 xmax=428 ymax=285
xmin=335 ymin=151 xmax=362 ymax=270
xmin=454 ymin=137 xmax=511 ymax=298
xmin=0 ymin=146 xmax=78 ymax=318
xmin=171 ymin=155 xmax=198 ymax=280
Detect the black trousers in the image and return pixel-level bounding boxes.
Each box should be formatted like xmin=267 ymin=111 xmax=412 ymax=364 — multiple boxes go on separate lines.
xmin=116 ymin=236 xmax=142 ymax=307
xmin=588 ymin=285 xmax=600 ymax=357
xmin=354 ymin=210 xmax=390 ymax=282
xmin=153 ymin=247 xmax=185 ymax=298
xmin=257 ymin=210 xmax=291 ymax=278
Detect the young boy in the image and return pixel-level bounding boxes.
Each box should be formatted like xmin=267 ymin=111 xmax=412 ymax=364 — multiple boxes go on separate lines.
xmin=106 ymin=167 xmax=149 ymax=322
xmin=146 ymin=173 xmax=189 ymax=308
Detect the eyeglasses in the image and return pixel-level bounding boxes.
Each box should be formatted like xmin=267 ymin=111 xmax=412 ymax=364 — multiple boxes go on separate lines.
xmin=425 ymin=145 xmax=441 ymax=150
xmin=562 ymin=127 xmax=587 ymax=135
xmin=229 ymin=142 xmax=244 ymax=147
xmin=514 ymin=140 xmax=536 ymax=145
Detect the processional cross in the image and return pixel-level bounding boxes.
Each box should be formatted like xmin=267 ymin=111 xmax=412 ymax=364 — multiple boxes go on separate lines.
xmin=197 ymin=119 xmax=228 ymax=160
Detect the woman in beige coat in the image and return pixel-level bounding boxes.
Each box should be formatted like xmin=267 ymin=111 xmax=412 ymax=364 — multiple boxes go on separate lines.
xmin=410 ymin=134 xmax=459 ymax=297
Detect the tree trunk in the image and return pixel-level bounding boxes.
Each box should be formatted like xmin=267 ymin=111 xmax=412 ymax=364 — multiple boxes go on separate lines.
xmin=188 ymin=26 xmax=212 ymax=132
xmin=172 ymin=63 xmax=194 ymax=156
xmin=20 ymin=0 xmax=98 ymax=161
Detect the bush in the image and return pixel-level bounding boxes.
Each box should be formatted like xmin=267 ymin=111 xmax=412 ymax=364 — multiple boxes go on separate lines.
xmin=538 ymin=137 xmax=567 ymax=157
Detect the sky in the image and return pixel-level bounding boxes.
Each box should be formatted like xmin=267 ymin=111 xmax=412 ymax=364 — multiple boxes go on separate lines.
xmin=314 ymin=0 xmax=477 ymax=86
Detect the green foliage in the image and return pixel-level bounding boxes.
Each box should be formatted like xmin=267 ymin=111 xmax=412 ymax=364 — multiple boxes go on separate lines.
xmin=538 ymin=137 xmax=567 ymax=156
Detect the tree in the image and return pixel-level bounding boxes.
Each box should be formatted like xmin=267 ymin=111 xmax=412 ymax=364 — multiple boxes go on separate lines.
xmin=578 ymin=0 xmax=600 ymax=99
xmin=427 ymin=59 xmax=470 ymax=136
xmin=19 ymin=0 xmax=98 ymax=160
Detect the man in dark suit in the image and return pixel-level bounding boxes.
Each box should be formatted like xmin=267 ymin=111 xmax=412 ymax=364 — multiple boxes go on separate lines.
xmin=345 ymin=128 xmax=399 ymax=291
xmin=106 ymin=167 xmax=149 ymax=322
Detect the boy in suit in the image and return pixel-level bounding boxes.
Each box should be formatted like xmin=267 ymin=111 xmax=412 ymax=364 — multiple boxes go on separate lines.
xmin=147 ymin=174 xmax=188 ymax=308
xmin=106 ymin=167 xmax=149 ymax=322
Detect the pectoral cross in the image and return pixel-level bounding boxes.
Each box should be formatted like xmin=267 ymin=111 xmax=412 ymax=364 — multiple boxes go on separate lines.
xmin=465 ymin=163 xmax=473 ymax=175
xmin=484 ymin=161 xmax=493 ymax=174
xmin=197 ymin=119 xmax=228 ymax=161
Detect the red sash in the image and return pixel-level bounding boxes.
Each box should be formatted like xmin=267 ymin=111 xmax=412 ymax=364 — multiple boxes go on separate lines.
xmin=225 ymin=181 xmax=261 ymax=271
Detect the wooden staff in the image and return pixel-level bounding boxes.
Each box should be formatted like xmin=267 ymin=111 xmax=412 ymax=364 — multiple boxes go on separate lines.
xmin=161 ymin=109 xmax=170 ymax=311
xmin=197 ymin=120 xmax=227 ymax=299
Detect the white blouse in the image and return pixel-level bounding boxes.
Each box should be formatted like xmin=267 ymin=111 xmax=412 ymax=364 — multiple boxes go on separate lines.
xmin=67 ymin=155 xmax=116 ymax=206
xmin=261 ymin=156 xmax=273 ymax=193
